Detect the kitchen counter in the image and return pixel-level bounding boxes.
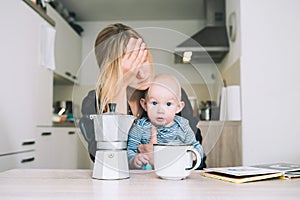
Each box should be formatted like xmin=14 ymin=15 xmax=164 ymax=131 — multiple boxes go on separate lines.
xmin=52 ymin=122 xmax=76 ymax=127
xmin=0 ymin=169 xmax=299 ymax=199
xmin=198 ymin=121 xmax=242 ymax=167
xmin=36 ymin=122 xmax=76 ymax=128
xmin=197 ymin=120 xmax=241 ymax=126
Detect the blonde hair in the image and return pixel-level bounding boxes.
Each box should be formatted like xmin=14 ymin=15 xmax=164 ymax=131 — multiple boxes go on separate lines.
xmin=94 ymin=23 xmax=146 ymax=113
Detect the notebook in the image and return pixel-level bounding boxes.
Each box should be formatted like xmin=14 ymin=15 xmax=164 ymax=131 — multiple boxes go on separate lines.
xmin=202 ymin=166 xmax=282 ymax=184
xmin=202 ymin=163 xmax=300 ymax=184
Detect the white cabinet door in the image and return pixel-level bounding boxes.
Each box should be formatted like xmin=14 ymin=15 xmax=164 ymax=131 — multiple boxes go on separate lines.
xmin=35 ymin=127 xmax=79 ymax=169
xmin=34 ymin=63 xmax=53 ymax=126
xmin=46 ymin=5 xmax=82 ymax=83
xmin=56 ymin=127 xmax=78 ymax=168
xmin=0 ymin=151 xmax=36 ymax=172
xmin=0 ymin=0 xmax=52 ymax=155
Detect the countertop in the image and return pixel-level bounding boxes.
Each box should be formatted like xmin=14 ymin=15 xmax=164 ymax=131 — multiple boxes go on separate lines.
xmin=0 ymin=169 xmax=299 ymax=200
xmin=36 ymin=122 xmax=76 ymax=128
xmin=197 ymin=120 xmax=241 ymax=126
xmin=52 ymin=122 xmax=76 ymax=127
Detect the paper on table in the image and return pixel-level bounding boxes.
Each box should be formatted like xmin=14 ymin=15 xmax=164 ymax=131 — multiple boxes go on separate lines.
xmin=205 ymin=166 xmax=280 ymax=176
xmin=202 ymin=166 xmax=283 ymax=184
xmin=40 ymin=24 xmax=56 ymax=71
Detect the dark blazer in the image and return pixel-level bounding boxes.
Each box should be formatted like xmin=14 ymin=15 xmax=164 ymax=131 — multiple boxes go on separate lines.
xmin=80 ymin=89 xmax=206 ymax=169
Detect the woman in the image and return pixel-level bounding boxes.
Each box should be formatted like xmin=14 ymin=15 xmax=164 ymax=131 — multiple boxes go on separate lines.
xmin=80 ymin=23 xmax=206 ymax=168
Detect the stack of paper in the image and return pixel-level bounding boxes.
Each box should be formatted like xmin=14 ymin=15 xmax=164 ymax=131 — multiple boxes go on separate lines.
xmin=202 ymin=163 xmax=300 ymax=184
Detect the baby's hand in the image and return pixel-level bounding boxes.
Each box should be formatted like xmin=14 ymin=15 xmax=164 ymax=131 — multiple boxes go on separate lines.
xmin=131 ymin=153 xmax=149 ymax=169
xmin=192 ymin=153 xmax=197 ymax=161
xmin=137 ymin=126 xmax=157 ymax=166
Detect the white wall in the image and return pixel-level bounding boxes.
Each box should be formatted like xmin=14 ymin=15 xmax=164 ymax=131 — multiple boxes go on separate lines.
xmin=239 ymin=0 xmax=300 ymax=165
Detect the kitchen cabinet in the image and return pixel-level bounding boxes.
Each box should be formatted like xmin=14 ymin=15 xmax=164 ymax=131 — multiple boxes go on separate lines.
xmin=0 ymin=0 xmax=53 ymax=172
xmin=46 ymin=4 xmax=82 ymax=84
xmin=35 ymin=60 xmax=54 ymax=126
xmin=0 ymin=151 xmax=36 ymax=172
xmin=34 ymin=127 xmax=91 ymax=169
xmin=198 ymin=121 xmax=242 ymax=167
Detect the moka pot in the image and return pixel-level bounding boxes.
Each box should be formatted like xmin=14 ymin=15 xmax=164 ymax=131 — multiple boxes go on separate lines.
xmin=89 ymin=103 xmax=135 ymax=180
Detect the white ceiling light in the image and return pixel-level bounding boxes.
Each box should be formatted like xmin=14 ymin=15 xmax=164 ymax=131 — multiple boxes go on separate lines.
xmin=182 ymin=51 xmax=192 ymax=63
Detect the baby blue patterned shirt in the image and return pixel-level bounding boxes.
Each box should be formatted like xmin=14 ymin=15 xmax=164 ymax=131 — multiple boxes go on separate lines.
xmin=127 ymin=115 xmax=204 ymax=162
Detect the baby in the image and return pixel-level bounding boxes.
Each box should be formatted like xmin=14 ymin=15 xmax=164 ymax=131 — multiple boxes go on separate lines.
xmin=127 ymin=73 xmax=204 ymax=169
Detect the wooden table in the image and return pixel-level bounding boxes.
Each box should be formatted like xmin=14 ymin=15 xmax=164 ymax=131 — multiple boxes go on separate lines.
xmin=0 ymin=169 xmax=299 ymax=199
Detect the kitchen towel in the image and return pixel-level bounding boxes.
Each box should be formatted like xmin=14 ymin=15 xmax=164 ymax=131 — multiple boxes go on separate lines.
xmin=226 ymin=85 xmax=241 ymax=121
xmin=40 ymin=24 xmax=56 ymax=71
xmin=219 ymin=87 xmax=227 ymax=121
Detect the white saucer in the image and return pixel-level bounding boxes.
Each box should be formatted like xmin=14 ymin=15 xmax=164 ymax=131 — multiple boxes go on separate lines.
xmin=159 ymin=176 xmax=186 ymax=180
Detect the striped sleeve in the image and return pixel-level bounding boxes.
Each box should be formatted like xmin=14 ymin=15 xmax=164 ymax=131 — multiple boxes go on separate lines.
xmin=127 ymin=124 xmax=143 ymax=162
xmin=176 ymin=116 xmax=205 ymax=159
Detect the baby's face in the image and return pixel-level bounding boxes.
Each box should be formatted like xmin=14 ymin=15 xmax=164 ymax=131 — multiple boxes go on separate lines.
xmin=145 ymin=84 xmax=181 ymax=127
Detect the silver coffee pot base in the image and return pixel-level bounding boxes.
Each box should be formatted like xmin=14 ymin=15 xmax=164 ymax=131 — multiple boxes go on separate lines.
xmin=92 ymin=150 xmax=129 ymax=180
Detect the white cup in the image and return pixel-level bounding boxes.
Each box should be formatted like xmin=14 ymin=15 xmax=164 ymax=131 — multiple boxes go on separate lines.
xmin=153 ymin=143 xmax=201 ymax=180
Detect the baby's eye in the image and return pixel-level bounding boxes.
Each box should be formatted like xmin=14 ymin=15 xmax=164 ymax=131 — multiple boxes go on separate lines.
xmin=151 ymin=101 xmax=158 ymax=106
xmin=166 ymin=102 xmax=172 ymax=106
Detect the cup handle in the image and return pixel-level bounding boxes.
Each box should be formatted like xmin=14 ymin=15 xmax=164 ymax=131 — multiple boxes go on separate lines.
xmin=185 ymin=149 xmax=201 ymax=171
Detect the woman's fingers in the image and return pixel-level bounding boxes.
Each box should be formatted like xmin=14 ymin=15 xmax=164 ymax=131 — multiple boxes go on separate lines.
xmin=121 ymin=37 xmax=150 ymax=87
xmin=122 ymin=38 xmax=146 ymax=76
xmin=123 ymin=38 xmax=136 ymax=60
xmin=141 ymin=48 xmax=148 ymax=63
xmin=123 ymin=38 xmax=147 ymax=69
xmin=132 ymin=42 xmax=146 ymax=66
xmin=126 ymin=38 xmax=143 ymax=60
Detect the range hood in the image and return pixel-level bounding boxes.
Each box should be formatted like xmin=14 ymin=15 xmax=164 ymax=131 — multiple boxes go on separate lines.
xmin=175 ymin=0 xmax=229 ymax=63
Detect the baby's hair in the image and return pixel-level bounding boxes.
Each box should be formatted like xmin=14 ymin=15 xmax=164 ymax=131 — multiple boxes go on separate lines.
xmin=147 ymin=73 xmax=182 ymax=102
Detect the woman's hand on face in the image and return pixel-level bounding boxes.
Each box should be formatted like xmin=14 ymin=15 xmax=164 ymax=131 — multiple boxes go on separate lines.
xmin=122 ymin=38 xmax=148 ymax=86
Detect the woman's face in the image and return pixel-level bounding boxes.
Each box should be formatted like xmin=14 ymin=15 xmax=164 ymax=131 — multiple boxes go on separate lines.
xmin=122 ymin=38 xmax=154 ymax=90
xmin=130 ymin=56 xmax=154 ymax=90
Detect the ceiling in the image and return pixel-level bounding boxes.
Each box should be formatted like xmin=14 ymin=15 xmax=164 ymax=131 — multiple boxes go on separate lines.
xmin=58 ymin=0 xmax=205 ymax=21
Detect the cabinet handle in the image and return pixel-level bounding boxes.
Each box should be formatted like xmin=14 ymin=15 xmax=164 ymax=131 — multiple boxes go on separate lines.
xmin=65 ymin=71 xmax=71 ymax=77
xmin=68 ymin=131 xmax=75 ymax=135
xmin=41 ymin=132 xmax=52 ymax=136
xmin=72 ymin=75 xmax=77 ymax=80
xmin=22 ymin=141 xmax=35 ymax=146
xmin=21 ymin=157 xmax=35 ymax=163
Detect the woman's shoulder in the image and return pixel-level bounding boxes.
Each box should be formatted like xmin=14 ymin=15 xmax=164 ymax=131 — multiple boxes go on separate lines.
xmin=81 ymin=90 xmax=97 ymax=115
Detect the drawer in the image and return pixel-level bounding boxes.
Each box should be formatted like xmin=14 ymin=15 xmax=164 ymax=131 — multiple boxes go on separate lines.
xmin=0 ymin=151 xmax=35 ymax=172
